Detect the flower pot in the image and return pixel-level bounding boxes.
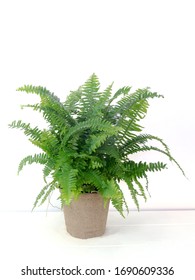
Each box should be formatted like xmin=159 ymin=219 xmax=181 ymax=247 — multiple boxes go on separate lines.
xmin=63 ymin=193 xmax=110 ymax=239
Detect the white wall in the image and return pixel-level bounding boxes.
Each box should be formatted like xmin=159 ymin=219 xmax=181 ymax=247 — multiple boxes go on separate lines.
xmin=0 ymin=0 xmax=194 ymax=212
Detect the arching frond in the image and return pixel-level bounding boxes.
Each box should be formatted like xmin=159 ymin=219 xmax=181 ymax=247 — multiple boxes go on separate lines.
xmin=17 ymin=85 xmax=75 ymax=126
xmin=9 ymin=120 xmax=43 ymax=141
xmin=18 ymin=153 xmax=48 ymax=174
xmin=62 ymin=117 xmax=120 ymax=145
xmin=32 ymin=181 xmax=55 ymax=210
xmin=107 ymin=86 xmax=131 ymax=106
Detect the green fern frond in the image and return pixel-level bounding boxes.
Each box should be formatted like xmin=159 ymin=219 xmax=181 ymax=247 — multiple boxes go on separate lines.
xmin=121 ymin=134 xmax=171 ymax=156
xmin=76 ymin=73 xmax=100 ymax=118
xmin=88 ymin=133 xmax=110 ymax=153
xmin=81 ymin=170 xmax=108 ymax=192
xmin=39 ymin=183 xmax=56 ymax=207
xmin=30 ymin=130 xmax=59 ymax=156
xmin=107 ymin=86 xmax=131 ymax=106
xmin=97 ymin=144 xmax=121 ymax=162
xmin=113 ymin=91 xmax=162 ymax=146
xmin=18 ymin=153 xmax=48 ymax=174
xmin=21 ymin=102 xmax=68 ymax=130
xmin=123 ymin=176 xmax=140 ymax=210
xmin=87 ymin=131 xmax=119 ymax=154
xmin=82 ymin=73 xmax=100 ymax=95
xmin=54 ymin=160 xmax=78 ymax=205
xmin=41 ymin=106 xmax=69 ymax=130
xmin=133 ymin=177 xmax=147 ymax=201
xmin=116 ymin=88 xmax=163 ymax=114
xmin=105 ymin=179 xmax=129 ymax=217
xmin=62 ymin=118 xmax=121 ymax=145
xmin=17 ymin=85 xmax=75 ymax=126
xmin=21 ymin=103 xmax=40 ymax=110
xmin=88 ymin=157 xmax=104 ymax=169
xmin=117 ymin=119 xmax=143 ymax=146
xmin=124 ymin=161 xmax=167 ymax=179
xmin=17 ymin=85 xmax=61 ymax=105
xmin=98 ymin=82 xmax=114 ymax=106
xmin=64 ymin=87 xmax=83 ymax=113
xmin=32 ymin=181 xmax=54 ymax=211
xmin=115 ymin=89 xmax=163 ymax=139
xmin=127 ymin=145 xmax=185 ymax=176
xmin=9 ymin=120 xmax=43 ymax=141
xmin=43 ymin=158 xmax=55 ymax=182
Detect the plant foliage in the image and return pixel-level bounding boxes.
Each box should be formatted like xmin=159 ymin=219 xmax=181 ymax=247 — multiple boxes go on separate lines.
xmin=9 ymin=74 xmax=185 ymax=216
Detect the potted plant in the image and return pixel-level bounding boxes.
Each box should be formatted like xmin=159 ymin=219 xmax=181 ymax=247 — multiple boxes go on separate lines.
xmin=9 ymin=74 xmax=185 ymax=239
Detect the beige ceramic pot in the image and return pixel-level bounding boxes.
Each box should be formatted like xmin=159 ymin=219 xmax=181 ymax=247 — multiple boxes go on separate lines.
xmin=63 ymin=193 xmax=110 ymax=239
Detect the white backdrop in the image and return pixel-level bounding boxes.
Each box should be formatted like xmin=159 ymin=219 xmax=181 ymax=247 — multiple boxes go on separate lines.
xmin=0 ymin=0 xmax=194 ymax=212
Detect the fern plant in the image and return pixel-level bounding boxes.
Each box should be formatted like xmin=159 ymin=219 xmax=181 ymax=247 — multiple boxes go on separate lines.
xmin=9 ymin=74 xmax=185 ymax=216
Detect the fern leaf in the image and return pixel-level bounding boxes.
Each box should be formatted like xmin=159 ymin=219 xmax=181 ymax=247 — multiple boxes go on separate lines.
xmin=124 ymin=161 xmax=167 ymax=179
xmin=98 ymin=82 xmax=114 ymax=106
xmin=107 ymin=86 xmax=131 ymax=106
xmin=106 ymin=179 xmax=129 ymax=217
xmin=121 ymin=134 xmax=171 ymax=156
xmin=116 ymin=88 xmax=163 ymax=114
xmin=82 ymin=73 xmax=100 ymax=95
xmin=39 ymin=183 xmax=56 ymax=207
xmin=17 ymin=85 xmax=75 ymax=126
xmin=143 ymin=173 xmax=151 ymax=197
xmin=31 ymin=130 xmax=59 ymax=156
xmin=54 ymin=160 xmax=78 ymax=205
xmin=81 ymin=170 xmax=108 ymax=191
xmin=89 ymin=157 xmax=104 ymax=169
xmin=87 ymin=131 xmax=118 ymax=154
xmin=64 ymin=86 xmax=83 ymax=113
xmin=18 ymin=153 xmax=48 ymax=174
xmin=32 ymin=182 xmax=53 ymax=210
xmin=127 ymin=145 xmax=185 ymax=176
xmin=9 ymin=120 xmax=43 ymax=141
xmin=133 ymin=177 xmax=147 ymax=201
xmin=17 ymin=85 xmax=61 ymax=105
xmin=76 ymin=74 xmax=101 ymax=119
xmin=62 ymin=118 xmax=120 ymax=145
xmin=123 ymin=176 xmax=140 ymax=210
xmin=43 ymin=158 xmax=55 ymax=182
xmin=97 ymin=144 xmax=121 ymax=162
xmin=20 ymin=103 xmax=40 ymax=110
xmin=114 ymin=89 xmax=163 ymax=143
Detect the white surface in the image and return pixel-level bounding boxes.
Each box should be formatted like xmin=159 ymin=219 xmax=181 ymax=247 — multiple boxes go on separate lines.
xmin=1 ymin=210 xmax=195 ymax=279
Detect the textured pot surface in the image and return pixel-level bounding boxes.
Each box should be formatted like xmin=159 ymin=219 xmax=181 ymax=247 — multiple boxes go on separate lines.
xmin=63 ymin=193 xmax=110 ymax=239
